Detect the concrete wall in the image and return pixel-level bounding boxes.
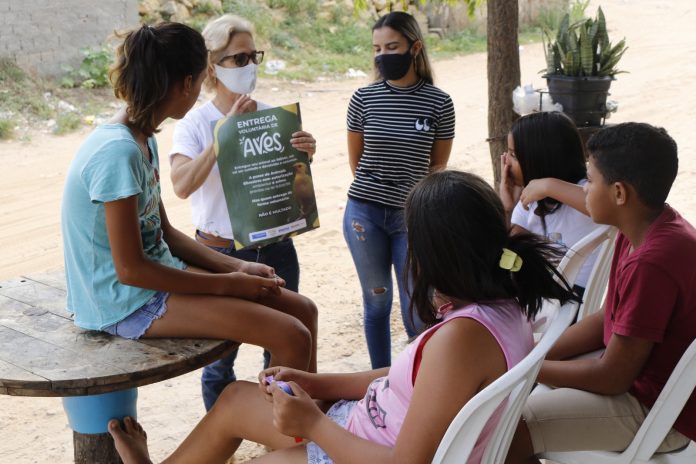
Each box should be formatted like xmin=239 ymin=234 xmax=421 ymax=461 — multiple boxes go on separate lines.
xmin=0 ymin=0 xmax=139 ymax=78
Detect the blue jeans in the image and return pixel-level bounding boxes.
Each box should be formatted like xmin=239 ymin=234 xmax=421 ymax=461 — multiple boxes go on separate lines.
xmin=343 ymin=198 xmax=423 ymax=368
xmin=199 ymin=236 xmax=300 ymax=411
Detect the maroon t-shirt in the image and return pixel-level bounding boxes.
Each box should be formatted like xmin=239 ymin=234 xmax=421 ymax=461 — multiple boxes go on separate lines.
xmin=603 ymin=205 xmax=696 ymax=440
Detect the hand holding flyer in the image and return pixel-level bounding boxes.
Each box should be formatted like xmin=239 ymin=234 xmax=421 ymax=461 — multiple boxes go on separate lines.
xmin=213 ymin=103 xmax=320 ymax=249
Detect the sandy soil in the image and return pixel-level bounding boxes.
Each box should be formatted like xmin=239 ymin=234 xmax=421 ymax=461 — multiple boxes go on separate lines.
xmin=1 ymin=0 xmax=695 ymax=461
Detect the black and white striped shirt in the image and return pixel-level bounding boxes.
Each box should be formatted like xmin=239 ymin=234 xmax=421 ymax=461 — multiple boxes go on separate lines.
xmin=347 ymin=79 xmax=455 ymax=208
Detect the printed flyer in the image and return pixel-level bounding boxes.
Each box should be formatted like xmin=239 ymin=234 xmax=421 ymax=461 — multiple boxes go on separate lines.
xmin=213 ymin=102 xmax=319 ymax=249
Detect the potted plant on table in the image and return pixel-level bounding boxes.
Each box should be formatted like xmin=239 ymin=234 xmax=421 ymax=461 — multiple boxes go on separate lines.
xmin=542 ymin=6 xmax=627 ymax=127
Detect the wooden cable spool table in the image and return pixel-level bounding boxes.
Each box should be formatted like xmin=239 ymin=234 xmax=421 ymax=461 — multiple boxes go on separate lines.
xmin=0 ymin=271 xmax=238 ymax=463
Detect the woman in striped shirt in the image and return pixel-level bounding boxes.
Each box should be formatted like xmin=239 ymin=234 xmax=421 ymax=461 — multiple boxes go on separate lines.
xmin=344 ymin=11 xmax=456 ymax=368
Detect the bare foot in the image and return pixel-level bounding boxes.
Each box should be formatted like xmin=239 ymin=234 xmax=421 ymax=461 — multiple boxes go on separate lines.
xmin=108 ymin=417 xmax=152 ymax=464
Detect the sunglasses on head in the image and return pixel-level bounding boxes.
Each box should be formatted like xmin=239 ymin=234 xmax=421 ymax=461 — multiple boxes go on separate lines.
xmin=218 ymin=51 xmax=265 ymax=68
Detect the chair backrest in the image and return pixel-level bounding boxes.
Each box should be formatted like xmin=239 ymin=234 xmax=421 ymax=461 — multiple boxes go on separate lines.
xmin=432 ymin=300 xmax=579 ymax=464
xmin=534 ymin=225 xmax=616 ymax=334
xmin=556 ymin=224 xmax=616 ymax=291
xmin=575 ymin=226 xmax=617 ymax=320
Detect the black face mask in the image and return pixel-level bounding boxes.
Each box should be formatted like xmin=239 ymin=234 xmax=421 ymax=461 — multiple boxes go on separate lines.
xmin=375 ymin=48 xmax=413 ymax=81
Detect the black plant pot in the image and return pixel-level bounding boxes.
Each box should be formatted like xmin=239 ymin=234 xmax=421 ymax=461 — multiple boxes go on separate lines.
xmin=545 ymin=75 xmax=613 ymax=127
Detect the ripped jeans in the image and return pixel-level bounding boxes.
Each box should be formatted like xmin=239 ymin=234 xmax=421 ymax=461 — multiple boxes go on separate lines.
xmin=343 ymin=197 xmax=423 ymax=368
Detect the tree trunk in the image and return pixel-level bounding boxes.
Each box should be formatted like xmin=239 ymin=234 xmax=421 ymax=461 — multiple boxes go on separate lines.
xmin=73 ymin=431 xmax=122 ymax=464
xmin=487 ymin=0 xmax=520 ymax=189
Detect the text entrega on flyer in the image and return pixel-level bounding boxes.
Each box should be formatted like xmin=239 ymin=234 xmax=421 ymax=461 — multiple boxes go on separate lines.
xmin=214 ymin=102 xmax=319 ymax=249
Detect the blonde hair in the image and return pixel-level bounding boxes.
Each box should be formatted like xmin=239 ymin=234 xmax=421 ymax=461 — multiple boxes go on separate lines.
xmin=202 ymin=14 xmax=255 ymax=91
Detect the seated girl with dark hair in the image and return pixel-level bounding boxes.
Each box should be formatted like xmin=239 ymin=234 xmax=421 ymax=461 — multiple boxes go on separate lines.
xmin=500 ymin=111 xmax=604 ymax=293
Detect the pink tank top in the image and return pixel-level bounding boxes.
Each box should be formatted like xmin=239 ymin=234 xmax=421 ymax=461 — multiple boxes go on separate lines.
xmin=345 ymin=300 xmax=534 ymax=463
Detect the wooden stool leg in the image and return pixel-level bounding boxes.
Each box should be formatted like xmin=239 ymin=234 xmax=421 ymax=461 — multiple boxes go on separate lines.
xmin=62 ymin=388 xmax=138 ymax=464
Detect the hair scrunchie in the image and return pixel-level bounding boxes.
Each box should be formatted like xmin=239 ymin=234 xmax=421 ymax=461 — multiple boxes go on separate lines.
xmin=499 ymin=248 xmax=523 ymax=272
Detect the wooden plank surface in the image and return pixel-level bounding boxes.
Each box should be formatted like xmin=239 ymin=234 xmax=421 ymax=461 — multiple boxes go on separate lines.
xmin=0 ymin=277 xmax=34 ymax=290
xmin=0 ymin=358 xmax=48 ymax=394
xmin=0 ymin=274 xmax=236 ymax=397
xmin=0 ymin=279 xmax=72 ymax=319
xmin=23 ymin=271 xmax=68 ymax=291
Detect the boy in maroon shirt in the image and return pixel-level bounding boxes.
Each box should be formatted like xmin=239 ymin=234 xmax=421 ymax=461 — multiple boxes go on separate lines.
xmin=507 ymin=123 xmax=696 ymax=463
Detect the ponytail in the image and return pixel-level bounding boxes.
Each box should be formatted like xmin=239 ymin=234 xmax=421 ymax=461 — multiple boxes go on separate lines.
xmin=503 ymin=233 xmax=579 ymax=320
xmin=109 ymin=22 xmax=207 ymax=136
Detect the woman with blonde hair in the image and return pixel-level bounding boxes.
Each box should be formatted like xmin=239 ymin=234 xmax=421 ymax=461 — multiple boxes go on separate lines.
xmin=168 ymin=14 xmax=318 ymax=410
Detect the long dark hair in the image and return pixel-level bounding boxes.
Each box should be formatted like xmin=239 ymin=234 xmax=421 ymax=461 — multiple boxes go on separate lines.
xmin=405 ymin=171 xmax=578 ymax=326
xmin=109 ymin=22 xmax=207 ymax=136
xmin=372 ymin=12 xmax=434 ymax=85
xmin=511 ymin=112 xmax=586 ymax=229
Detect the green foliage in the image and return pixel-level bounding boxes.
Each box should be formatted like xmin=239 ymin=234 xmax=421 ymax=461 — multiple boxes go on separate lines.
xmin=187 ymin=17 xmax=209 ymax=32
xmin=270 ymin=30 xmax=301 ymax=50
xmin=0 ymin=119 xmax=15 ymax=140
xmin=140 ymin=13 xmax=159 ymax=25
xmin=213 ymin=0 xmax=495 ymax=81
xmin=54 ymin=112 xmax=82 ymax=135
xmin=61 ymin=46 xmax=114 ymax=89
xmin=0 ymin=58 xmax=53 ymax=118
xmin=463 ymin=0 xmax=485 ymax=17
xmin=28 ymin=98 xmax=54 ymax=119
xmin=218 ymin=0 xmax=370 ymax=80
xmin=569 ymin=0 xmax=590 ymax=23
xmin=192 ymin=1 xmax=223 ymax=15
xmin=534 ymin=0 xmax=589 ymax=32
xmin=1 ymin=54 xmax=113 ymax=137
xmin=222 ymin=0 xmax=274 ymax=36
xmin=0 ymin=58 xmax=25 ymax=83
xmin=542 ymin=6 xmax=627 ymax=77
xmin=427 ymin=28 xmax=487 ymax=55
xmin=266 ymin=0 xmax=317 ymax=16
xmin=354 ymin=0 xmax=483 ymax=17
xmin=535 ymin=8 xmax=565 ymax=33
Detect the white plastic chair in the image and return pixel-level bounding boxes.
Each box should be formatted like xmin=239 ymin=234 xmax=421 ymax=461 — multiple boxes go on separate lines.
xmin=432 ymin=299 xmax=579 ymax=464
xmin=572 ymin=225 xmax=617 ymax=321
xmin=534 ymin=225 xmax=616 ymax=333
xmin=541 ymin=337 xmax=696 ymax=464
xmin=556 ymin=224 xmax=617 ymax=304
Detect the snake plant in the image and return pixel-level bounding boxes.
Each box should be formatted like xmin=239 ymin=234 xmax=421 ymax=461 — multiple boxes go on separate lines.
xmin=542 ymin=6 xmax=627 ymax=78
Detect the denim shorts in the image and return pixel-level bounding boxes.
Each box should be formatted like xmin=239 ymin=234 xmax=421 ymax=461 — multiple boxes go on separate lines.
xmin=307 ymin=400 xmax=358 ymax=464
xmin=102 ymin=291 xmax=169 ymax=340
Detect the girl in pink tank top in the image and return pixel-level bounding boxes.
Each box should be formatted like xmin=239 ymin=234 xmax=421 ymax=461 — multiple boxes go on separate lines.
xmin=109 ymin=171 xmax=579 ymax=464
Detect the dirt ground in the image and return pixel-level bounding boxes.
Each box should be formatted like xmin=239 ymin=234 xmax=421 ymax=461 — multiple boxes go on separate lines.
xmin=1 ymin=0 xmax=695 ymax=461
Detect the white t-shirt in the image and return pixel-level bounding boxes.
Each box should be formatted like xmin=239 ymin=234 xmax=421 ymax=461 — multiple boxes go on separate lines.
xmin=169 ymin=100 xmax=271 ymax=239
xmin=511 ymin=180 xmax=601 ymax=288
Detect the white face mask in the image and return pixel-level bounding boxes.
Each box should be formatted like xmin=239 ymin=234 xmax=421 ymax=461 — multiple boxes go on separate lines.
xmin=214 ymin=63 xmax=257 ymax=95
